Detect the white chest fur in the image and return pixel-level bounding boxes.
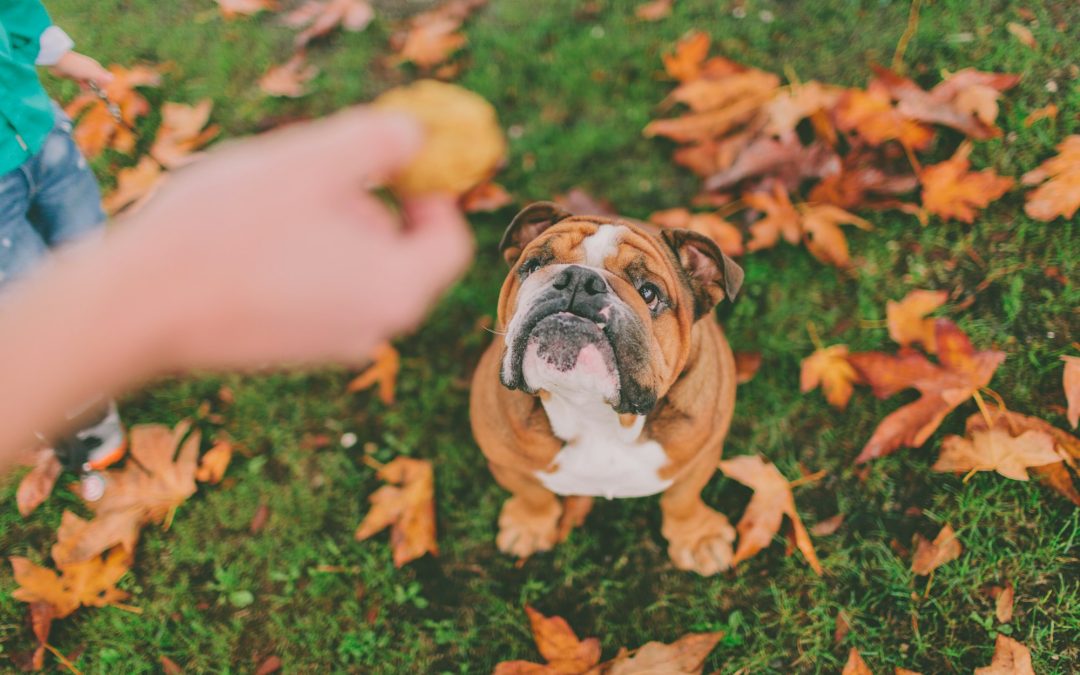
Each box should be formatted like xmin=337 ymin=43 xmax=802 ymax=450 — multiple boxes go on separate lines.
xmin=535 ymin=392 xmax=672 ymax=500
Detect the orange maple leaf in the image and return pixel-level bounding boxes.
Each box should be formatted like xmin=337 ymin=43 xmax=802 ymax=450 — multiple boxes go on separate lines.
xmin=355 ymin=457 xmax=438 ymax=567
xmin=834 ymin=81 xmax=934 ymax=151
xmin=494 ymin=605 xmax=601 ymax=674
xmin=65 ymin=64 xmax=162 ymax=158
xmin=886 ymin=289 xmax=948 ymax=352
xmin=10 ymin=546 xmax=132 ymax=619
xmin=50 ymin=423 xmax=199 ymax=566
xmin=847 ymin=319 xmax=1006 ymax=463
xmin=149 ymin=100 xmax=219 ymax=169
xmin=921 ymin=142 xmax=1014 ymax=223
xmin=195 ymin=439 xmax=233 ymax=484
xmin=933 ymin=429 xmax=1061 ymax=481
xmin=347 ymin=343 xmax=400 ymax=405
xmin=718 ymin=454 xmax=823 ymax=575
xmin=102 ymin=156 xmax=164 ymax=215
xmin=391 ymin=0 xmax=486 ymax=69
xmin=911 ymin=523 xmax=962 ymax=576
xmin=1021 ymin=135 xmax=1080 ymax=221
xmin=662 ymin=30 xmax=711 ymax=82
xmin=744 ymin=185 xmax=801 ymax=251
xmin=801 ymin=344 xmax=860 ymax=410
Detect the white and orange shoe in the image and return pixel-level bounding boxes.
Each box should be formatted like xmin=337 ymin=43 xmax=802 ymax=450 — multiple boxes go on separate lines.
xmin=51 ymin=400 xmax=127 ymax=501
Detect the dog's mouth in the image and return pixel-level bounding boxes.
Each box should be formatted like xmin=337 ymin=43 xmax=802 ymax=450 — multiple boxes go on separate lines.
xmin=518 ymin=312 xmax=620 ymax=401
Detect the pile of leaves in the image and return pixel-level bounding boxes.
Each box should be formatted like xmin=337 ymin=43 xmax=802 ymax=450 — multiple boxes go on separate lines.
xmin=644 ymin=31 xmax=1076 ymax=266
xmin=10 ymin=422 xmax=232 ymax=669
xmin=802 ymin=288 xmax=1080 ymax=504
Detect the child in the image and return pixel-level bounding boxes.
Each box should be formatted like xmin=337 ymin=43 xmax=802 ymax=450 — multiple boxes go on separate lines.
xmin=1 ymin=0 xmax=125 ymax=497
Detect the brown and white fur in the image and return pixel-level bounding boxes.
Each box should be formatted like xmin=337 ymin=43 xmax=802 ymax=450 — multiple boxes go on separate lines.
xmin=469 ymin=202 xmax=744 ymax=575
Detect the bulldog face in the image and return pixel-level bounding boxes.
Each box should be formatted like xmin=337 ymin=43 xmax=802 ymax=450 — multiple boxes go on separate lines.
xmin=495 ymin=202 xmax=743 ymax=416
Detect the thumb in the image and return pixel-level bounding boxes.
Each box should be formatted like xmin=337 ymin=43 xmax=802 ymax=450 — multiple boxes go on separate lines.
xmin=400 ymin=195 xmax=475 ymax=294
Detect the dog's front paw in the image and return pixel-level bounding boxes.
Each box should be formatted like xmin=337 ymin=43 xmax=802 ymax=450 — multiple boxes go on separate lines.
xmin=663 ymin=507 xmax=736 ymax=576
xmin=497 ymin=496 xmax=561 ymax=558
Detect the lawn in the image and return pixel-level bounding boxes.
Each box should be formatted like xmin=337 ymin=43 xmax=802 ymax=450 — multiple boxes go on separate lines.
xmin=2 ymin=0 xmax=1078 ymax=672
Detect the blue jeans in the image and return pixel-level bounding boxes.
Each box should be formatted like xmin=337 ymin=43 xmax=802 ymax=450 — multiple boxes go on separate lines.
xmin=0 ymin=103 xmax=105 ymax=286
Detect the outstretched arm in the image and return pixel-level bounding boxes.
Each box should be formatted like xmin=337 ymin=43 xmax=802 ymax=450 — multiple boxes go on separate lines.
xmin=0 ymin=107 xmax=473 ymax=468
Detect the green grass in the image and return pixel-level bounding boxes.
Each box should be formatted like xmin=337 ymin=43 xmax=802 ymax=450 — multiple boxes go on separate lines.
xmin=3 ymin=0 xmax=1079 ymax=672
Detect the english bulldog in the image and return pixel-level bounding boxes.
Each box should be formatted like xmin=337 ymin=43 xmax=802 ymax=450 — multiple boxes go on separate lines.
xmin=470 ymin=202 xmax=744 ymax=576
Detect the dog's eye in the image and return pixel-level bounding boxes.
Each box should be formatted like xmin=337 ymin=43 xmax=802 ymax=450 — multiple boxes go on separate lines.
xmin=518 ymin=258 xmax=542 ymax=278
xmin=638 ymin=282 xmax=661 ymax=309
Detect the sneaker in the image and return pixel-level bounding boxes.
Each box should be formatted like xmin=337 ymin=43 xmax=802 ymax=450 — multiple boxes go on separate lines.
xmin=51 ymin=401 xmax=127 ymax=500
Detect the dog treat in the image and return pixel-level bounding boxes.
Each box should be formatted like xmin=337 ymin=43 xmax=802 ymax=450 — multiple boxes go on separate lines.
xmin=374 ymin=80 xmax=506 ymax=196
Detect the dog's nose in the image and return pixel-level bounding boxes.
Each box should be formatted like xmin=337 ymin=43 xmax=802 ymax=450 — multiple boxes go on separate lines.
xmin=552 ymin=265 xmax=607 ymax=296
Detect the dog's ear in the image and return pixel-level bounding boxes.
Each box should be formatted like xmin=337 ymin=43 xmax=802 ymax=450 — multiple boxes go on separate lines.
xmin=499 ymin=201 xmax=572 ymax=265
xmin=661 ymin=228 xmax=744 ymax=318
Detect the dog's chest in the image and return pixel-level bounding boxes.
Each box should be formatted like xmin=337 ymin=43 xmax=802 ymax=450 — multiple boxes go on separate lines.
xmin=534 ymin=394 xmax=672 ymax=499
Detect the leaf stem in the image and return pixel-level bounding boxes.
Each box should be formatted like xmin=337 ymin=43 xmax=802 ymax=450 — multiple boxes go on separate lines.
xmin=44 ymin=643 xmax=83 ymax=675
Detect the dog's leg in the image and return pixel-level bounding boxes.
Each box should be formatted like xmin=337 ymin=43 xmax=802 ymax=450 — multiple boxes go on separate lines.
xmin=488 ymin=462 xmax=563 ymax=558
xmin=659 ymin=442 xmax=734 ymax=576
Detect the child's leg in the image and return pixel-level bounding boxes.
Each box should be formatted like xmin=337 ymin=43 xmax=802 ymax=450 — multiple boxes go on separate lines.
xmin=24 ymin=104 xmax=106 ymax=248
xmin=0 ymin=167 xmax=49 ymax=287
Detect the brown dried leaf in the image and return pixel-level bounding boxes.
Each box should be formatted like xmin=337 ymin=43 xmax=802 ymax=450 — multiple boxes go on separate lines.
xmin=355 ymin=457 xmax=438 ymax=567
xmin=195 ymin=439 xmax=233 ymax=484
xmin=886 ymin=290 xmax=948 ymax=352
xmin=255 ymin=655 xmax=283 ymax=675
xmin=1022 ymin=135 xmax=1080 ymax=221
xmin=842 ymin=648 xmax=872 ymax=675
xmin=718 ymin=455 xmax=822 ymax=574
xmin=933 ymin=429 xmax=1061 ymax=481
xmin=149 ymin=100 xmax=218 ymax=168
xmin=876 ymin=66 xmax=1020 ymax=139
xmin=973 ymin=635 xmax=1035 ymax=675
xmin=798 ymin=202 xmax=871 ymax=268
xmin=734 ymin=352 xmax=762 ymax=384
xmin=810 ymin=513 xmax=845 ymax=536
xmin=347 ymin=343 xmax=400 ymax=405
xmin=834 ymin=82 xmax=934 ymax=150
xmin=911 ymin=523 xmax=961 ymax=575
xmin=287 ymin=0 xmax=373 ymax=47
xmin=66 ymin=64 xmax=162 ymax=158
xmin=801 ymin=344 xmax=860 ymax=410
xmin=662 ymin=31 xmax=710 ymax=83
xmin=102 ymin=156 xmax=164 ymax=215
xmin=391 ymin=0 xmax=486 ymax=69
xmin=1006 ymin=22 xmax=1036 ymax=49
xmin=995 ymin=580 xmax=1015 ymax=623
xmin=160 ymin=655 xmax=184 ymax=674
xmin=1022 ymin=104 xmax=1057 ymax=127
xmin=10 ymin=546 xmax=131 ymax=619
xmin=259 ymin=51 xmax=318 ymax=97
xmin=921 ymin=142 xmax=1013 ymax=223
xmin=634 ymin=0 xmax=673 ymax=22
xmin=16 ymin=448 xmax=61 ymax=517
xmin=605 ymin=631 xmax=722 ymax=674
xmin=493 ymin=605 xmax=601 ymax=674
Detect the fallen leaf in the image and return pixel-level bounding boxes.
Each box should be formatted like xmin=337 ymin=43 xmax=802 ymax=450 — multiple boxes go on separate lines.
xmin=283 ymin=0 xmax=373 ymax=47
xmin=255 ymin=655 xmax=283 ymax=675
xmin=102 ymin=156 xmax=164 ymax=215
xmin=1065 ymin=356 xmax=1080 ymax=429
xmin=494 ymin=606 xmax=602 ymax=674
xmin=10 ymin=546 xmax=131 ymax=619
xmin=995 ymin=580 xmax=1015 ymax=623
xmin=355 ymin=457 xmax=438 ymax=566
xmin=662 ymin=30 xmax=711 ymax=82
xmin=801 ymin=344 xmax=860 ymax=410
xmin=875 ymin=66 xmax=1020 ymax=140
xmin=160 ymin=654 xmax=184 ymax=674
xmin=886 ymin=290 xmax=948 ymax=352
xmin=249 ymin=502 xmax=270 ymax=534
xmin=808 ymin=148 xmax=918 ymax=209
xmin=1022 ymin=104 xmax=1057 ymax=127
xmin=666 ymin=69 xmax=779 ymax=114
xmin=848 ymin=319 xmax=1006 ymax=462
xmin=461 ymin=181 xmax=513 ymax=212
xmin=933 ymin=429 xmax=1061 ymax=481
xmin=834 ymin=81 xmax=934 ymax=150
xmin=1022 ymin=135 xmax=1080 ymax=221
xmin=921 ymin=142 xmax=1013 ymax=223
xmin=259 ymin=51 xmax=319 ymax=97
xmin=842 ymin=648 xmax=872 ymax=675
xmin=810 ymin=513 xmax=844 ymax=536
xmin=973 ymin=635 xmax=1035 ymax=675
xmin=50 ymin=422 xmax=199 ymax=566
xmin=1006 ymin=22 xmax=1036 ymax=49
xmin=634 ymin=0 xmax=673 ymax=22
xmin=149 ymin=100 xmax=218 ymax=168
xmin=17 ymin=448 xmax=61 ymax=517
xmin=29 ymin=601 xmax=53 ymax=670
xmin=374 ymin=80 xmax=506 ymax=196
xmin=347 ymin=343 xmax=400 ymax=405
xmin=554 ymin=188 xmax=617 ymax=217
xmin=911 ymin=523 xmax=961 ymax=575
xmin=195 ymin=439 xmax=233 ymax=484
xmin=391 ymin=0 xmax=486 ymax=69
xmin=216 ymin=0 xmax=277 ymax=19
xmin=605 ymin=631 xmax=722 ymax=674
xmin=718 ymin=455 xmax=822 ymax=574
xmin=763 ymin=80 xmax=841 ymax=140
xmin=65 ymin=64 xmax=162 ymax=158
xmin=744 ymin=185 xmax=802 ymax=252
xmin=734 ymin=352 xmax=762 ymax=384
xmin=798 ymin=202 xmax=871 ymax=268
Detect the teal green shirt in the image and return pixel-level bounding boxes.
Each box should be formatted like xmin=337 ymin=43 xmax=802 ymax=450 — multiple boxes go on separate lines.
xmin=0 ymin=1 xmax=60 ymax=174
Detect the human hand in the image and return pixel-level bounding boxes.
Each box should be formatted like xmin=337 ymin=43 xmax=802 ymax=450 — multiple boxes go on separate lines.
xmin=49 ymin=51 xmax=114 ymax=87
xmin=104 ymin=107 xmax=474 ymax=373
